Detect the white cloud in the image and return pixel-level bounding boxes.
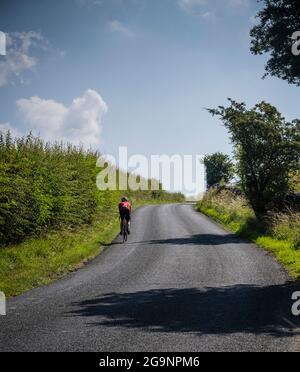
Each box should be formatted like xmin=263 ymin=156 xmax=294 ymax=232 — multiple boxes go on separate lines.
xmin=16 ymin=90 xmax=108 ymax=148
xmin=178 ymin=0 xmax=248 ymax=13
xmin=109 ymin=20 xmax=134 ymax=37
xmin=77 ymin=0 xmax=103 ymax=6
xmin=228 ymin=0 xmax=248 ymax=6
xmin=178 ymin=0 xmax=217 ymax=20
xmin=202 ymin=11 xmax=217 ymax=22
xmin=178 ymin=0 xmax=207 ymax=12
xmin=0 ymin=122 xmax=21 ymax=138
xmin=0 ymin=31 xmax=48 ymax=88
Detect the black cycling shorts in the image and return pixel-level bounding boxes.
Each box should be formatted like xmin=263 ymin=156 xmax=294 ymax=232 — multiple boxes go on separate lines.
xmin=120 ymin=208 xmax=131 ymax=222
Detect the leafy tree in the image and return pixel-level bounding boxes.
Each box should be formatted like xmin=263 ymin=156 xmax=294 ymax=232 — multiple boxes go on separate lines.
xmin=204 ymin=153 xmax=235 ymax=188
xmin=208 ymin=100 xmax=300 ymax=219
xmin=250 ymin=0 xmax=300 ymax=85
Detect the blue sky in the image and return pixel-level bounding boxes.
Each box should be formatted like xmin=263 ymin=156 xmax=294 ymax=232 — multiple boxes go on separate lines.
xmin=0 ymin=0 xmax=299 ymax=189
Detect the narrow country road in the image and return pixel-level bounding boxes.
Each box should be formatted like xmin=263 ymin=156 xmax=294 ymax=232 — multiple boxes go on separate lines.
xmin=0 ymin=204 xmax=299 ymax=352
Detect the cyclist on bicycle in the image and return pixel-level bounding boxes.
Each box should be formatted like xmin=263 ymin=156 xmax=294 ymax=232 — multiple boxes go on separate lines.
xmin=119 ymin=196 xmax=132 ymax=235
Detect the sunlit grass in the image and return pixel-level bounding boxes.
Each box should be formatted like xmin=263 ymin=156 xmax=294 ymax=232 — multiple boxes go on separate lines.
xmin=0 ymin=210 xmax=119 ymax=297
xmin=0 ymin=198 xmax=181 ymax=298
xmin=197 ymin=190 xmax=300 ymax=279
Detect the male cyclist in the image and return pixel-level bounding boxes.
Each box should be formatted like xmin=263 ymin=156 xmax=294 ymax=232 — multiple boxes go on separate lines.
xmin=119 ymin=196 xmax=132 ymax=235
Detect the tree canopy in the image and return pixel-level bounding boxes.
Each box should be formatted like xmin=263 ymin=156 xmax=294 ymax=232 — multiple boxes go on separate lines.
xmin=208 ymin=99 xmax=300 ymax=218
xmin=204 ymin=153 xmax=235 ymax=189
xmin=250 ymin=0 xmax=300 ymax=85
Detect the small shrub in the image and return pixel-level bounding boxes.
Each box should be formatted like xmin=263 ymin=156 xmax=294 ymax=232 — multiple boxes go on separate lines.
xmin=272 ymin=212 xmax=300 ymax=250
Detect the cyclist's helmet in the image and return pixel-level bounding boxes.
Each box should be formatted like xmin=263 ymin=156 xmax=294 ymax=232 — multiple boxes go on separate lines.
xmin=121 ymin=196 xmax=128 ymax=202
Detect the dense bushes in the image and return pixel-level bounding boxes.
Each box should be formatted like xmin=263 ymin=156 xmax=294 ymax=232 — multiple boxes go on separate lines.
xmin=0 ymin=133 xmax=99 ymax=245
xmin=0 ymin=132 xmax=184 ymax=247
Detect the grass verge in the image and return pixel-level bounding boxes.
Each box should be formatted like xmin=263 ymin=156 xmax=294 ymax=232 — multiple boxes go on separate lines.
xmin=0 ymin=199 xmax=174 ymax=298
xmin=197 ymin=190 xmax=300 ymax=279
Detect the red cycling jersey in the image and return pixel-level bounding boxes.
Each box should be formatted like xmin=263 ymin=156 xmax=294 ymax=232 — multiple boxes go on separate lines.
xmin=119 ymin=201 xmax=132 ymax=213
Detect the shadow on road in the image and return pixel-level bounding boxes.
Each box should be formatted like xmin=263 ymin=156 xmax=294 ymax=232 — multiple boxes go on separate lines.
xmin=109 ymin=234 xmax=247 ymax=247
xmin=142 ymin=234 xmax=246 ymax=246
xmin=99 ymin=241 xmax=124 ymax=247
xmin=69 ymin=283 xmax=300 ymax=337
